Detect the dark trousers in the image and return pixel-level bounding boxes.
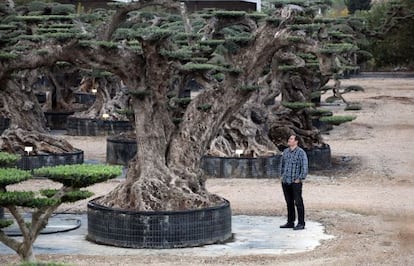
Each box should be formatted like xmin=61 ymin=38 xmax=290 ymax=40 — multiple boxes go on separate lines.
xmin=282 ymin=182 xmax=305 ymax=225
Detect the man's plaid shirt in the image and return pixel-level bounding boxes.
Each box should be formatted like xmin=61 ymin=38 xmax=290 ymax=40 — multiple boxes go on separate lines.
xmin=279 ymin=146 xmax=308 ymax=184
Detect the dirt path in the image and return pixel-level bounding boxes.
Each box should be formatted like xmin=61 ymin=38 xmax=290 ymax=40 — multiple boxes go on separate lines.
xmin=1 ymin=77 xmax=414 ymax=265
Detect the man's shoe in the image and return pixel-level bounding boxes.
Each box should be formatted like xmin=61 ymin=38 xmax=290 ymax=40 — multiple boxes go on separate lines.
xmin=293 ymin=224 xmax=305 ymax=230
xmin=280 ymin=223 xmax=294 ymax=229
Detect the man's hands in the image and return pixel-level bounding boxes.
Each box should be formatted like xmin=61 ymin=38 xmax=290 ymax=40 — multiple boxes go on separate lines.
xmin=294 ymin=179 xmax=301 ymax=183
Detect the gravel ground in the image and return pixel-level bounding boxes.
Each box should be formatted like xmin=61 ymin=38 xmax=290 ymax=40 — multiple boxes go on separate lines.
xmin=1 ymin=77 xmax=414 ymax=265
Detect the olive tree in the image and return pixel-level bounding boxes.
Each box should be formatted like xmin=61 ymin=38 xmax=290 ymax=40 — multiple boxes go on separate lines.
xmin=0 ymin=0 xmax=361 ymax=212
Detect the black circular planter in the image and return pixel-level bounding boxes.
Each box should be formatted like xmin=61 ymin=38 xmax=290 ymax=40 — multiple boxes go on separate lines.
xmin=87 ymin=197 xmax=232 ymax=248
xmin=17 ymin=149 xmax=84 ymax=170
xmin=0 ymin=117 xmax=10 ymax=134
xmin=44 ymin=111 xmax=75 ymax=130
xmin=67 ymin=117 xmax=133 ymax=136
xmin=201 ymin=155 xmax=282 ymax=178
xmin=106 ymin=137 xmax=137 ymax=165
xmin=73 ymin=92 xmax=96 ymax=105
xmin=304 ymin=144 xmax=332 ymax=170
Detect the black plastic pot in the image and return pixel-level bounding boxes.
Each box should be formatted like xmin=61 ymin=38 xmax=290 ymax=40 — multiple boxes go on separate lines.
xmin=0 ymin=117 xmax=10 ymax=134
xmin=201 ymin=155 xmax=282 ymax=178
xmin=106 ymin=137 xmax=137 ymax=165
xmin=44 ymin=111 xmax=75 ymax=130
xmin=0 ymin=208 xmax=3 ymax=219
xmin=67 ymin=117 xmax=133 ymax=136
xmin=73 ymin=92 xmax=96 ymax=105
xmin=304 ymin=144 xmax=332 ymax=170
xmin=87 ymin=197 xmax=232 ymax=248
xmin=17 ymin=149 xmax=84 ymax=170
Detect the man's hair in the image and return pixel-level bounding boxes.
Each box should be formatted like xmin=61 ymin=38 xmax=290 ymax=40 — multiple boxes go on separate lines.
xmin=290 ymin=134 xmax=301 ymax=146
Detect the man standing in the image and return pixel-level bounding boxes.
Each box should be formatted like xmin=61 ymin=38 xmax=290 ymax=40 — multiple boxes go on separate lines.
xmin=279 ymin=135 xmax=308 ymax=230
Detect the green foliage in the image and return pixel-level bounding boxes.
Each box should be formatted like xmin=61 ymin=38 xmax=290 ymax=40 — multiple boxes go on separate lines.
xmin=345 ymin=102 xmax=362 ymax=110
xmin=172 ymin=117 xmax=183 ymax=125
xmin=320 ymin=115 xmax=356 ymax=125
xmin=51 ymin=4 xmax=75 ymax=15
xmin=79 ymin=40 xmax=117 ymax=49
xmin=40 ymin=189 xmax=94 ymax=203
xmin=319 ymin=43 xmax=355 ymax=54
xmin=182 ymin=63 xmax=223 ymax=72
xmin=213 ymin=11 xmax=246 ymax=18
xmin=278 ymin=65 xmax=300 ymax=71
xmin=23 ymin=198 xmax=60 ymax=208
xmin=290 ymin=24 xmax=323 ymax=32
xmin=282 ymin=102 xmax=314 ymax=110
xmin=0 ymin=219 xmax=14 ymax=229
xmin=0 ymin=168 xmax=31 ymax=188
xmin=197 ymin=104 xmax=212 ymax=112
xmin=0 ymin=52 xmax=18 ymax=60
xmin=309 ymin=108 xmax=333 ymax=117
xmin=173 ymin=97 xmax=192 ymax=106
xmin=160 ymin=48 xmax=192 ymax=60
xmin=33 ymin=164 xmax=122 ymax=188
xmin=287 ymin=36 xmax=304 ymax=43
xmin=199 ymin=39 xmax=225 ymax=46
xmin=14 ymin=15 xmax=75 ymax=22
xmin=27 ymin=1 xmax=48 ymax=12
xmin=0 ymin=191 xmax=35 ymax=206
xmin=0 ymin=152 xmax=21 ymax=167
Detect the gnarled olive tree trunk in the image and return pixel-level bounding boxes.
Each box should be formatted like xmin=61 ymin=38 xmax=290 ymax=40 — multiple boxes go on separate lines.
xmin=0 ymin=79 xmax=77 ymax=154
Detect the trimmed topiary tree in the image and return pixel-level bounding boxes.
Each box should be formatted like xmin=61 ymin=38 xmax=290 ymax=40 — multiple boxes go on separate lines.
xmin=0 ymin=162 xmax=122 ymax=262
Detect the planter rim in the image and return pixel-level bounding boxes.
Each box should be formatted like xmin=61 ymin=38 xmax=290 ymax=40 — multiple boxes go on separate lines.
xmin=106 ymin=136 xmax=137 ymax=143
xmin=21 ymin=149 xmax=83 ymax=158
xmin=88 ymin=196 xmax=230 ymax=216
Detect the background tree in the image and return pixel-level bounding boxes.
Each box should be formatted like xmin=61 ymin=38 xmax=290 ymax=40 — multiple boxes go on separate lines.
xmin=0 ymin=0 xmax=360 ymax=212
xmin=362 ymin=0 xmax=414 ymax=69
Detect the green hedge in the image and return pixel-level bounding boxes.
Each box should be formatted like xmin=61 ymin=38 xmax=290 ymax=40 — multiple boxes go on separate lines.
xmin=33 ymin=164 xmax=122 ymax=188
xmin=41 ymin=189 xmax=94 ymax=202
xmin=320 ymin=115 xmax=356 ymax=125
xmin=282 ymin=102 xmax=314 ymax=110
xmin=0 ymin=152 xmax=20 ymax=167
xmin=0 ymin=168 xmax=31 ymax=187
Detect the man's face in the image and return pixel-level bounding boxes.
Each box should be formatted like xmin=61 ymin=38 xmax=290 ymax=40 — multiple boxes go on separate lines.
xmin=287 ymin=135 xmax=298 ymax=147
